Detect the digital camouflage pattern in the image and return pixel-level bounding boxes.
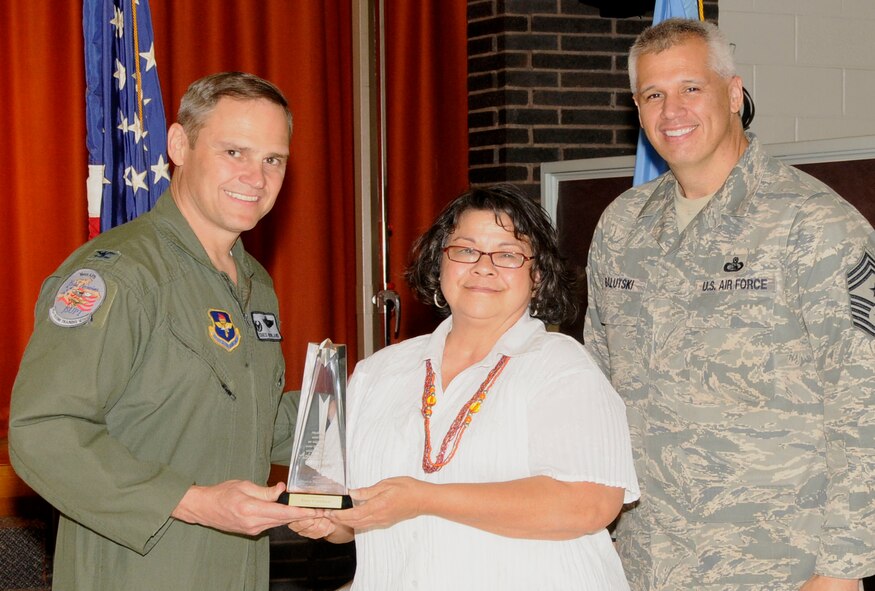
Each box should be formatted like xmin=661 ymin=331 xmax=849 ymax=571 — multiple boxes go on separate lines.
xmin=584 ymin=134 xmax=875 ymax=590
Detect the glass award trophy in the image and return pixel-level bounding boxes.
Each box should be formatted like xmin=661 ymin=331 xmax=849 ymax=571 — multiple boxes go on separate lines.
xmin=280 ymin=339 xmax=352 ymax=509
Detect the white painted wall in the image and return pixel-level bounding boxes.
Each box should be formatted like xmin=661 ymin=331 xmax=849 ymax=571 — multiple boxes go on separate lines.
xmin=720 ymin=0 xmax=875 ymax=143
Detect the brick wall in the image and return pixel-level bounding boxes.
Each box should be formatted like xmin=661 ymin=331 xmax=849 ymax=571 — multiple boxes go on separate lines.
xmin=467 ymin=0 xmax=719 ymax=199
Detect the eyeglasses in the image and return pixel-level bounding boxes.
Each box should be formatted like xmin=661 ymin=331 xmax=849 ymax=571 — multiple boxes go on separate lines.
xmin=442 ymin=246 xmax=533 ymax=269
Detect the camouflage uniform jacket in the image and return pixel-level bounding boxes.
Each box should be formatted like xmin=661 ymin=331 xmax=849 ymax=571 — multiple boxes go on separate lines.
xmin=584 ymin=134 xmax=875 ymax=590
xmin=9 ymin=192 xmax=297 ymax=591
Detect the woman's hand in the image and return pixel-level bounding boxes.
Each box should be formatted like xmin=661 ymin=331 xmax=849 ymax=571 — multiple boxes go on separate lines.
xmin=288 ymin=510 xmax=355 ymax=544
xmin=329 ymin=476 xmax=427 ymax=532
xmin=288 ymin=511 xmax=336 ymax=539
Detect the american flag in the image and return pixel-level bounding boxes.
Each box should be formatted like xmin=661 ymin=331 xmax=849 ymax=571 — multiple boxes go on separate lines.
xmin=632 ymin=0 xmax=704 ymax=186
xmin=83 ymin=0 xmax=169 ymax=238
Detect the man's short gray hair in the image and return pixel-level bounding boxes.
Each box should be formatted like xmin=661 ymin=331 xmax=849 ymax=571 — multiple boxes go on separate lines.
xmin=628 ymin=18 xmax=736 ymax=93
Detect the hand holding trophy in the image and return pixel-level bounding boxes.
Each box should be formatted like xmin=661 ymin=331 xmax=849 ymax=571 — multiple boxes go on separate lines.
xmin=279 ymin=339 xmax=352 ymax=509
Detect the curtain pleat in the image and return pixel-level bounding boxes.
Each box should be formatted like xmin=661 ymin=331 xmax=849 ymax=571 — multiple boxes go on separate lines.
xmin=2 ymin=3 xmax=88 ymax=434
xmin=384 ymin=0 xmax=470 ymax=341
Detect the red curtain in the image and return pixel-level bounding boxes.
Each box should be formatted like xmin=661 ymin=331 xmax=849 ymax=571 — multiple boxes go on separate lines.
xmin=1 ymin=1 xmax=467 ymax=436
xmin=2 ymin=3 xmax=89 ymax=435
xmin=384 ymin=0 xmax=470 ymax=341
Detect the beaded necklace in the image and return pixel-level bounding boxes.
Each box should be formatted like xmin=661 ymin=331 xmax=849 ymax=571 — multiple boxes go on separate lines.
xmin=420 ymin=355 xmax=510 ymax=473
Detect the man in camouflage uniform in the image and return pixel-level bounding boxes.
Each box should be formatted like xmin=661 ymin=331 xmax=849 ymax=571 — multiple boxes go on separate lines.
xmin=584 ymin=18 xmax=875 ymax=591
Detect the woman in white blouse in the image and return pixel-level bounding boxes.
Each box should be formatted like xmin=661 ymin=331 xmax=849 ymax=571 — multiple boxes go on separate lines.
xmin=292 ymin=184 xmax=639 ymax=590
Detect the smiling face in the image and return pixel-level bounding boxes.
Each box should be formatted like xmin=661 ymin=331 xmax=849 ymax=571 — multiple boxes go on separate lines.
xmin=440 ymin=209 xmax=535 ymax=331
xmin=633 ymin=36 xmax=746 ymax=192
xmin=167 ymin=96 xmax=290 ymax=252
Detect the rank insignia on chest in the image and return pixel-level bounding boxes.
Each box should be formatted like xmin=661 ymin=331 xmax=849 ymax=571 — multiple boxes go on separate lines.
xmin=49 ymin=268 xmax=107 ymax=327
xmin=847 ymin=251 xmax=875 ymax=337
xmin=208 ymin=309 xmax=241 ymax=351
xmin=252 ymin=311 xmax=282 ymax=341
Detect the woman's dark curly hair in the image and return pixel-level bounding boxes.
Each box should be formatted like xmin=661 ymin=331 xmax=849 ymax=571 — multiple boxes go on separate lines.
xmin=404 ymin=184 xmax=578 ymax=326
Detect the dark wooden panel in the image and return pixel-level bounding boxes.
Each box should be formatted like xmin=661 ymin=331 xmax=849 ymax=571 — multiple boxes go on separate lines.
xmin=557 ymin=176 xmax=632 ymax=340
xmin=797 ymin=159 xmax=875 ymax=225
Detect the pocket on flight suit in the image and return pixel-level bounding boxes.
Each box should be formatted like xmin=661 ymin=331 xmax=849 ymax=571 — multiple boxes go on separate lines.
xmin=164 ymin=322 xmax=239 ymax=467
xmin=167 ymin=320 xmax=239 ymax=403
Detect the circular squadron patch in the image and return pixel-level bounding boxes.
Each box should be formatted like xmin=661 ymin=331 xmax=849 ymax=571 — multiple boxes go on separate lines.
xmin=49 ymin=268 xmax=107 ymax=327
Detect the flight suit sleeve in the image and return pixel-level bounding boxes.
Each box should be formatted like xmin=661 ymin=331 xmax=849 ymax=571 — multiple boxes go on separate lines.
xmin=8 ymin=271 xmax=192 ymax=555
xmin=788 ymin=193 xmax=875 ymax=579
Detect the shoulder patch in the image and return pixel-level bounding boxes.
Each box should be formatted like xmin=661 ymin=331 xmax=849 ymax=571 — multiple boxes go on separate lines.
xmin=49 ymin=269 xmax=107 ymax=327
xmin=251 ymin=311 xmax=282 ymax=341
xmin=848 ymin=252 xmax=875 ymax=337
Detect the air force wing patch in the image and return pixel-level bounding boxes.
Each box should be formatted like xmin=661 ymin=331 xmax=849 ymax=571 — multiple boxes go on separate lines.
xmin=49 ymin=269 xmax=107 ymax=327
xmin=209 ymin=309 xmax=241 ymax=351
xmin=847 ymin=252 xmax=875 ymax=337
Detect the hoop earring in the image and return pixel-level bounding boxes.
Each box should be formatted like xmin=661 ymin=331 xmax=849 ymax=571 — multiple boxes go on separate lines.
xmin=433 ymin=292 xmax=447 ymax=309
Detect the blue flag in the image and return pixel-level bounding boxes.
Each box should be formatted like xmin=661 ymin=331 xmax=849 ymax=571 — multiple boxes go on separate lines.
xmin=83 ymin=0 xmax=169 ymax=237
xmin=632 ymin=0 xmax=703 ymax=186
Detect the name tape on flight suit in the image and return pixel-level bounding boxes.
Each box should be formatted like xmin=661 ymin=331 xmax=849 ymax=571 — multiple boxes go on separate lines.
xmin=251 ymin=312 xmax=282 ymax=341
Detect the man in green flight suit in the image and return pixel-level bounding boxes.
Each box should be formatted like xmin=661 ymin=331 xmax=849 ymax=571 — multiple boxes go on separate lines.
xmin=584 ymin=19 xmax=875 ymax=591
xmin=9 ymin=72 xmax=316 ymax=590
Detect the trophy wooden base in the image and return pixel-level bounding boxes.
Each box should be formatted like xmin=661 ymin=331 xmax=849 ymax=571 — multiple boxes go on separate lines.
xmin=278 ymin=492 xmax=353 ymax=509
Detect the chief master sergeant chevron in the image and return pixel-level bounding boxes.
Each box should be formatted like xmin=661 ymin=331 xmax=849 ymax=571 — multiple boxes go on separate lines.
xmin=9 ymin=72 xmax=317 ymax=590
xmin=584 ymin=18 xmax=875 ymax=591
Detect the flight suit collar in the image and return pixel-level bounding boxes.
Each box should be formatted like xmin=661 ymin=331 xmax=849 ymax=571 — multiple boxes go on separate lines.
xmin=150 ymin=190 xmax=256 ymax=282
